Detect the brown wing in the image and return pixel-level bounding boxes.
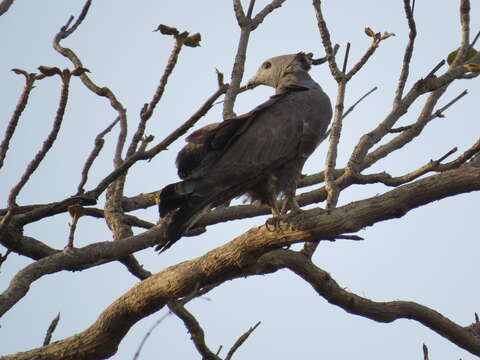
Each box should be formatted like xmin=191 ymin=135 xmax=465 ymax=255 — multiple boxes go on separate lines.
xmin=175 ymin=93 xmax=289 ymax=180
xmin=176 ymin=123 xmax=221 ymax=179
xmin=188 ymin=88 xmax=314 ymax=198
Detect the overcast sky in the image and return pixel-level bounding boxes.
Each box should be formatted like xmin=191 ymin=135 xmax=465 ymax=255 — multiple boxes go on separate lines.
xmin=1 ymin=1 xmax=480 ymax=359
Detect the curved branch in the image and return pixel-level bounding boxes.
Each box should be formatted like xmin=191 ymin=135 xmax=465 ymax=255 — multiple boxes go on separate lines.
xmin=261 ymin=250 xmax=480 ymax=356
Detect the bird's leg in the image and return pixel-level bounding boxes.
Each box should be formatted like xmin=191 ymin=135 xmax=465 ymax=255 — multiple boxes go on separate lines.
xmin=265 ymin=197 xmax=284 ymax=232
xmin=281 ymin=192 xmax=303 ymax=215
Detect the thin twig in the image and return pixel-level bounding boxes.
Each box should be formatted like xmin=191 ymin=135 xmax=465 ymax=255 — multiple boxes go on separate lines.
xmin=0 ymin=71 xmax=36 ymax=169
xmin=3 ymin=71 xmax=71 ymax=223
xmin=317 ymin=86 xmax=377 ymax=146
xmin=389 ymin=125 xmax=412 ymax=133
xmin=56 ymin=0 xmax=92 ymax=40
xmin=132 ymin=311 xmax=172 ymax=360
xmin=324 ymin=234 xmax=364 ymax=241
xmin=76 ymin=117 xmax=120 ymax=194
xmin=469 ymin=29 xmax=480 ymax=52
xmin=311 ymin=44 xmax=340 ymax=65
xmin=246 ymin=0 xmax=256 ymax=18
xmin=341 ymin=42 xmax=351 ymax=74
xmin=43 ymin=313 xmax=60 ymax=346
xmin=142 ymin=85 xmax=228 ymax=160
xmin=53 ymin=1 xmax=127 ymax=161
xmin=425 ymin=60 xmax=446 ymax=79
xmin=168 ymin=301 xmax=221 ymax=360
xmin=130 ymin=31 xmax=191 ymax=157
xmin=225 ymin=321 xmax=261 ymax=360
xmin=82 ymin=79 xmax=227 ymax=201
xmin=224 ymin=0 xmax=286 ymax=119
xmin=342 ymin=86 xmax=377 ymax=119
xmin=437 ymin=138 xmax=480 ymax=171
xmin=422 ymin=343 xmax=429 ymax=360
xmin=346 ymin=30 xmax=394 ymax=81
xmin=250 ymin=0 xmax=286 ymax=30
xmin=312 ymin=0 xmax=342 ymax=80
xmin=354 ymin=146 xmax=460 ymax=187
xmin=394 ymin=0 xmax=417 ymax=105
xmin=429 ymin=89 xmax=468 ymax=119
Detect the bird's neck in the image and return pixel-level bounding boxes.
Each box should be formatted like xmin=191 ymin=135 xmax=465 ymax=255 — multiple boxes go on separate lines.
xmin=275 ymin=71 xmax=318 ymax=94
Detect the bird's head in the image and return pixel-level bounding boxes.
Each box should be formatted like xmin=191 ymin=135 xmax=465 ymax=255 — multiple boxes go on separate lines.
xmin=247 ymin=52 xmax=313 ymax=90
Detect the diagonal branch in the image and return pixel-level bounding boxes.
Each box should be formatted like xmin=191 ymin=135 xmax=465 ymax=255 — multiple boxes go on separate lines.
xmin=250 ymin=0 xmax=286 ymax=30
xmin=2 ymin=71 xmax=71 ymax=226
xmin=168 ymin=301 xmax=222 ymax=360
xmin=76 ymin=117 xmax=120 ymax=194
xmin=261 ymin=249 xmax=480 ymax=356
xmin=0 ymin=0 xmax=15 ymax=16
xmin=225 ymin=321 xmax=261 ymax=360
xmin=0 ymin=70 xmax=37 ymax=169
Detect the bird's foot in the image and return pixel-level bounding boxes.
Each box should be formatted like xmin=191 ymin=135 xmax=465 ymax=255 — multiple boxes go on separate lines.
xmin=265 ymin=215 xmax=289 ymax=232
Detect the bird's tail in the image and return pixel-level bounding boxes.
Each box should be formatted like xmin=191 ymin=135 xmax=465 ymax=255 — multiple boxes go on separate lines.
xmin=156 ymin=196 xmax=210 ymax=252
xmin=157 ymin=180 xmax=212 ymax=252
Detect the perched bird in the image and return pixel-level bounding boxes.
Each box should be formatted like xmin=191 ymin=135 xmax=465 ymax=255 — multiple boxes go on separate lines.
xmin=157 ymin=52 xmax=332 ymax=252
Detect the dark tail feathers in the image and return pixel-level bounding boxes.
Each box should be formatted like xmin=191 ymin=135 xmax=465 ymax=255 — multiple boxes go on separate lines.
xmin=155 ymin=197 xmax=210 ymax=252
xmin=159 ymin=182 xmax=187 ymax=217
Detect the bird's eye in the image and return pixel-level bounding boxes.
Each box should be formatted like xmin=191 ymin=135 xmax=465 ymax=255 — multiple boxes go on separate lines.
xmin=263 ymin=61 xmax=272 ymax=69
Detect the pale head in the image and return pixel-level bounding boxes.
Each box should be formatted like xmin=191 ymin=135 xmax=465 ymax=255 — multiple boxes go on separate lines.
xmin=248 ymin=52 xmax=313 ymax=90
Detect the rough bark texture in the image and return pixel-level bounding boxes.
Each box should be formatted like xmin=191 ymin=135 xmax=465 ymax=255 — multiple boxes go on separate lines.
xmin=3 ymin=162 xmax=480 ymax=360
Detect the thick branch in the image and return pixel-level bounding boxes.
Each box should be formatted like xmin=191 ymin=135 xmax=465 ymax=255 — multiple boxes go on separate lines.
xmin=2 ymin=163 xmax=480 ymax=358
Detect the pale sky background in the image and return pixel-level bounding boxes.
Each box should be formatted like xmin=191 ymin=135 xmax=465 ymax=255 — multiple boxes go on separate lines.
xmin=1 ymin=1 xmax=480 ymax=359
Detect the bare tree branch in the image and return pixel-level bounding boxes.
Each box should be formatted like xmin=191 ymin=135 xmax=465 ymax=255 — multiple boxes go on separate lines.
xmin=2 ymin=162 xmax=480 ymax=356
xmin=76 ymin=117 xmax=120 ymax=195
xmin=0 ymin=0 xmax=15 ymax=16
xmin=324 ymin=81 xmax=346 ymax=209
xmin=168 ymin=301 xmax=222 ymax=360
xmin=2 ymin=70 xmax=72 ymax=226
xmin=43 ymin=313 xmax=60 ymax=346
xmin=259 ymin=250 xmax=480 ymax=357
xmin=132 ymin=311 xmax=172 ymax=360
xmin=341 ymin=86 xmax=377 ymax=120
xmin=223 ymin=0 xmax=286 ymax=119
xmin=0 ymin=71 xmax=36 ymax=169
xmin=394 ymin=0 xmax=417 ymax=105
xmin=225 ymin=321 xmax=261 ymax=360
xmin=312 ymin=0 xmax=342 ymax=80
